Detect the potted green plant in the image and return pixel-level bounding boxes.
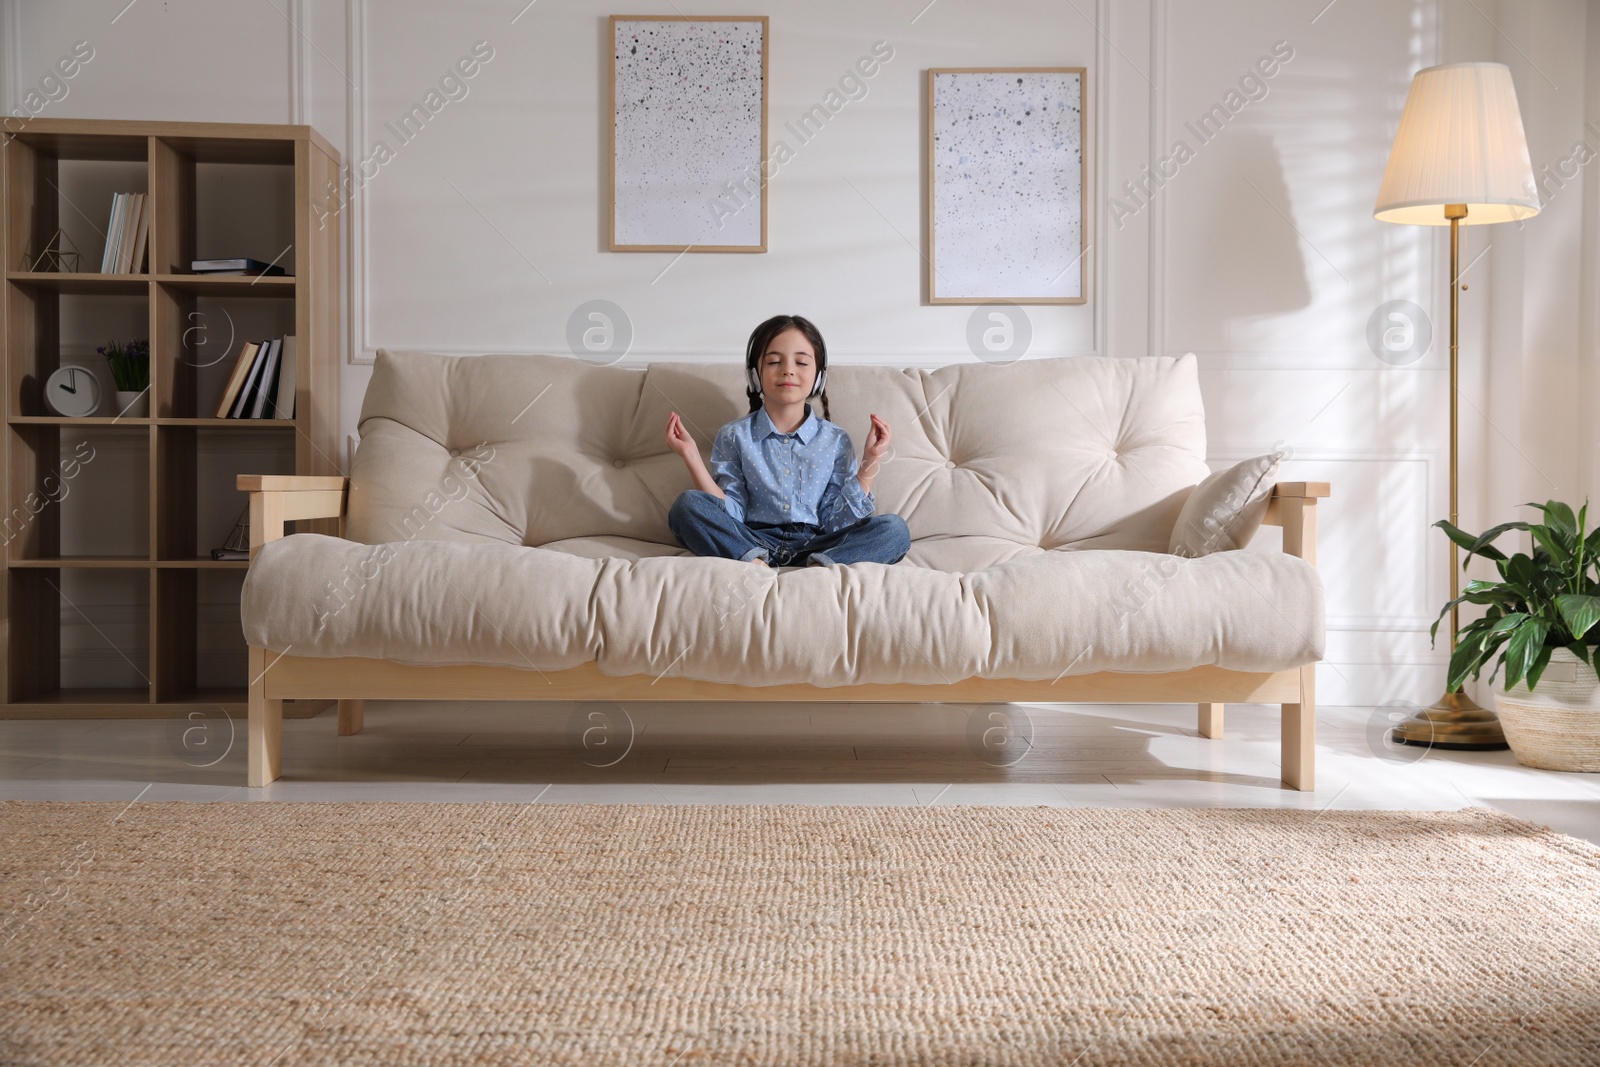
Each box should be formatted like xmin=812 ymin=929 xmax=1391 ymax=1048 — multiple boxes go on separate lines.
xmin=1434 ymin=500 xmax=1600 ymax=770
xmin=98 ymin=338 xmax=149 ymax=418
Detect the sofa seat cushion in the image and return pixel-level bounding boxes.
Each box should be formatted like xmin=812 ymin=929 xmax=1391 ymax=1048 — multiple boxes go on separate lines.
xmin=533 ymin=537 xmax=1018 ymax=573
xmin=241 ymin=534 xmax=1324 ymax=686
xmin=538 ymin=535 xmax=689 ymax=561
xmin=901 ymin=536 xmax=1046 ymax=572
xmin=535 ymin=533 xmax=1044 ymax=573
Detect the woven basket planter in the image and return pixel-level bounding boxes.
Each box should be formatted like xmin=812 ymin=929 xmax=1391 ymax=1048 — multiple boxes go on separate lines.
xmin=1492 ymin=648 xmax=1600 ymax=772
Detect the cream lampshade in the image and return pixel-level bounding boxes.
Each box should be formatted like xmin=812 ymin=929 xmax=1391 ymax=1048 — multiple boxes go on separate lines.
xmin=1374 ymin=60 xmax=1540 ymax=749
xmin=1375 ymin=62 xmax=1539 ymax=225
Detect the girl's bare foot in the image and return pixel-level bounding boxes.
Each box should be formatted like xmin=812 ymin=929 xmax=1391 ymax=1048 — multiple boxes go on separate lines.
xmin=753 ymin=557 xmax=769 ymax=566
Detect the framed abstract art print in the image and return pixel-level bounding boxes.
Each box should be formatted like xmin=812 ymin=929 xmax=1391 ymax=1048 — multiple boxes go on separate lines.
xmin=610 ymin=15 xmax=769 ymax=252
xmin=927 ymin=68 xmax=1088 ymax=303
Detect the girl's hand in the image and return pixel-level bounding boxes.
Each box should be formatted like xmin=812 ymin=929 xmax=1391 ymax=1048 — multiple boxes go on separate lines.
xmin=665 ymin=412 xmax=700 ymax=462
xmin=857 ymin=413 xmax=891 ymax=494
xmin=863 ymin=413 xmax=891 ymax=461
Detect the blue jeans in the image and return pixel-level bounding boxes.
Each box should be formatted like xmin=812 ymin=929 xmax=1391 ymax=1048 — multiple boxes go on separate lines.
xmin=668 ymin=490 xmax=910 ymax=566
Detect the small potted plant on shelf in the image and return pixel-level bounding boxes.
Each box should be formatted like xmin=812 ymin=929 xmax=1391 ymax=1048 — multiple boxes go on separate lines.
xmin=1434 ymin=500 xmax=1600 ymax=770
xmin=98 ymin=339 xmax=149 ymax=418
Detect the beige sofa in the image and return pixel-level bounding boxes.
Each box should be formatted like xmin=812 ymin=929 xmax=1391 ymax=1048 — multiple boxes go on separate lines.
xmin=238 ymin=350 xmax=1329 ymax=789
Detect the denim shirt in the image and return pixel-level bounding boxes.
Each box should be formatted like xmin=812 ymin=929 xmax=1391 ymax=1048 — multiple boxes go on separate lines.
xmin=709 ymin=406 xmax=876 ymax=534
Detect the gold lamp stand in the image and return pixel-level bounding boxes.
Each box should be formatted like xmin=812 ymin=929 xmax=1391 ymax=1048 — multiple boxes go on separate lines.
xmin=1374 ymin=62 xmax=1537 ymax=750
xmin=1390 ymin=204 xmax=1507 ymax=750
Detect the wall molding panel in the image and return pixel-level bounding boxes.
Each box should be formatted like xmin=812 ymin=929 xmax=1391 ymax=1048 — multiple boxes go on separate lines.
xmin=344 ymin=0 xmax=370 ymax=365
xmin=1091 ymin=0 xmax=1111 ymax=358
xmin=287 ymin=0 xmax=307 ymax=124
xmin=1146 ymin=0 xmax=1167 ymax=360
xmin=1 ymin=0 xmax=21 ymax=119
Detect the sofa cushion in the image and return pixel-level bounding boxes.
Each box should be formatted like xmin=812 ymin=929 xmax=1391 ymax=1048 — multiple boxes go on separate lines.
xmin=241 ymin=534 xmax=1325 ymax=686
xmin=346 ymin=350 xmax=1212 ymax=556
xmin=1168 ymin=453 xmax=1281 ymax=557
xmin=536 ymin=533 xmax=1042 ymax=573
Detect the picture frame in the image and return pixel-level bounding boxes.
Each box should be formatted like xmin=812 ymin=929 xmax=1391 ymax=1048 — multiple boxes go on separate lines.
xmin=926 ymin=67 xmax=1088 ymax=304
xmin=609 ymin=14 xmax=769 ymax=253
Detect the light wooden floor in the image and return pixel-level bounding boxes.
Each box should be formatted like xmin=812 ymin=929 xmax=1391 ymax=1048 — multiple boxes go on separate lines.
xmin=3 ymin=701 xmax=1597 ymax=844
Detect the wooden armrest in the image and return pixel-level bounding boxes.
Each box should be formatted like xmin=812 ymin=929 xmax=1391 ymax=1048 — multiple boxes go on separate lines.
xmin=236 ymin=475 xmax=348 ymax=492
xmin=1270 ymin=481 xmax=1331 ymax=499
xmin=238 ymin=475 xmax=349 ymax=557
xmin=1260 ymin=482 xmax=1329 ymax=564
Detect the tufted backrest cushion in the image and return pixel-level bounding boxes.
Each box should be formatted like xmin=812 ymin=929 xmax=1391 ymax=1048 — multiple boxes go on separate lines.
xmin=345 ymin=350 xmax=1209 ymax=554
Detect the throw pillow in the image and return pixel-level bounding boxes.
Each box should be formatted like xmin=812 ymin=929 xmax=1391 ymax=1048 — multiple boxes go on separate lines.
xmin=1168 ymin=452 xmax=1281 ymax=556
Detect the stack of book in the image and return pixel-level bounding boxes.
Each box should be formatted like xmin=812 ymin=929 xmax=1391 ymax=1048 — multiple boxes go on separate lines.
xmin=190 ymin=257 xmax=288 ymax=277
xmin=99 ymin=192 xmax=149 ymax=274
xmin=215 ymin=336 xmax=297 ymax=419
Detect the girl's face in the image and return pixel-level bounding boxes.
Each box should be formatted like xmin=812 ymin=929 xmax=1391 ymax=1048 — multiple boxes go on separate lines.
xmin=759 ymin=327 xmax=816 ymax=401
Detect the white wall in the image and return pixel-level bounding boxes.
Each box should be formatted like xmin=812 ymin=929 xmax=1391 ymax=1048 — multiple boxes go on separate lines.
xmin=4 ymin=0 xmax=1597 ymax=707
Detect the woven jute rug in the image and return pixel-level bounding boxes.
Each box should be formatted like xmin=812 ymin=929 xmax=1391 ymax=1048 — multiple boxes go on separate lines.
xmin=3 ymin=803 xmax=1598 ymax=1066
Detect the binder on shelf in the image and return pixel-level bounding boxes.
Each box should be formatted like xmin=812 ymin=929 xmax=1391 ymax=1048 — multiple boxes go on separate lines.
xmin=227 ymin=341 xmax=271 ymax=418
xmin=129 ymin=194 xmax=149 ymax=274
xmin=116 ymin=195 xmax=132 ymax=273
xmin=116 ymin=195 xmax=137 ymax=273
xmin=215 ymin=340 xmax=261 ymax=418
xmin=99 ymin=194 xmax=125 ymax=273
xmin=248 ymin=339 xmax=281 ymax=419
xmin=268 ymin=336 xmax=296 ymax=419
xmin=112 ymin=193 xmax=127 ymax=272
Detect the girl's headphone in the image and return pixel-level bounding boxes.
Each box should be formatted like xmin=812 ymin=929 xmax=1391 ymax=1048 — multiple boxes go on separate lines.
xmin=745 ymin=360 xmax=827 ymax=397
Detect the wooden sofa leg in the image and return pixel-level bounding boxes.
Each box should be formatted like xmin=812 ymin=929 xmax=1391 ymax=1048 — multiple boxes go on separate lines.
xmin=248 ymin=646 xmax=283 ymax=787
xmin=338 ymin=699 xmax=365 ymax=736
xmin=1281 ymin=666 xmax=1315 ymax=791
xmin=1198 ymin=703 xmax=1223 ymax=739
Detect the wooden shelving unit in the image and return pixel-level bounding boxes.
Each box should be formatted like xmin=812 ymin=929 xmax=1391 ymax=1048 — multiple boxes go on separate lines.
xmin=2 ymin=119 xmax=342 ymax=718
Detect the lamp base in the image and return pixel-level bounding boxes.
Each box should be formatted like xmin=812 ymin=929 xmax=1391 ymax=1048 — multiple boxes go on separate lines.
xmin=1390 ymin=690 xmax=1509 ymax=749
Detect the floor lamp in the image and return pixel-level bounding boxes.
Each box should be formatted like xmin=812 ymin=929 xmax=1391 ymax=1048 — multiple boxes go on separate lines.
xmin=1374 ymin=61 xmax=1541 ymax=748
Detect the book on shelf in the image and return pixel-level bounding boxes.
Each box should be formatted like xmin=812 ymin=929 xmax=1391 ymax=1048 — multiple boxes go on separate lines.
xmin=214 ymin=341 xmax=261 ymax=417
xmin=211 ymin=548 xmax=250 ymax=561
xmin=190 ymin=258 xmax=288 ymax=276
xmin=217 ymin=336 xmax=295 ymax=419
xmin=227 ymin=339 xmax=271 ymax=418
xmin=129 ymin=196 xmax=150 ymax=273
xmin=116 ymin=195 xmax=136 ymax=273
xmin=98 ymin=194 xmax=124 ymax=273
xmin=98 ymin=192 xmax=148 ymax=274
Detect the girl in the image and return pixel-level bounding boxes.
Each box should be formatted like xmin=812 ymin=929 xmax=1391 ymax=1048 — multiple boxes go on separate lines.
xmin=665 ymin=314 xmax=911 ymax=568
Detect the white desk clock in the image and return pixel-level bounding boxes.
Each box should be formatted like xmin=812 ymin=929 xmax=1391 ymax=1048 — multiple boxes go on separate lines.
xmin=44 ymin=365 xmax=102 ymax=418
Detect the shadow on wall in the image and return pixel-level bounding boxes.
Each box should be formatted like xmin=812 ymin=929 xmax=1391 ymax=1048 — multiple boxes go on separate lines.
xmin=1200 ymin=129 xmax=1313 ymax=325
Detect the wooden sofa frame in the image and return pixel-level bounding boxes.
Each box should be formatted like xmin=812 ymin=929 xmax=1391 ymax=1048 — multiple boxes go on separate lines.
xmin=239 ymin=475 xmax=1331 ymax=791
